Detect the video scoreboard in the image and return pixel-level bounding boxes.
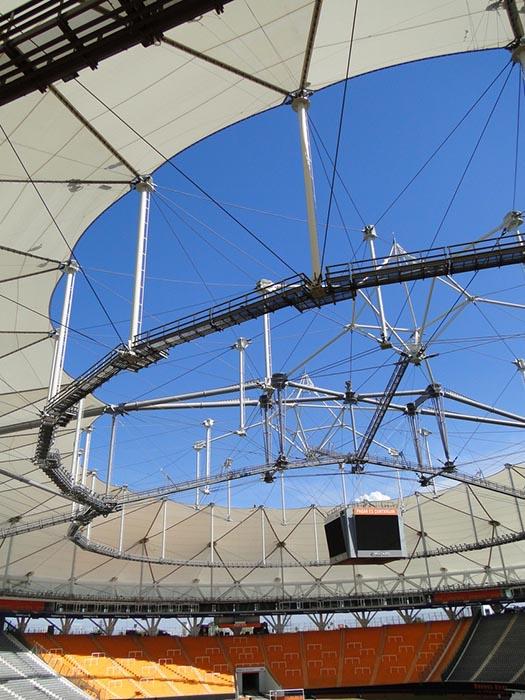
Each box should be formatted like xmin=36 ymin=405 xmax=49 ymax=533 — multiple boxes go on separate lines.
xmin=324 ymin=506 xmax=406 ymax=564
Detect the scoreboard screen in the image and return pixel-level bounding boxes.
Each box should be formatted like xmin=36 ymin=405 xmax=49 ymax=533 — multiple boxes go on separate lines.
xmin=324 ymin=511 xmax=348 ymax=560
xmin=354 ymin=512 xmax=402 ymax=552
xmin=324 ymin=506 xmax=406 ymax=564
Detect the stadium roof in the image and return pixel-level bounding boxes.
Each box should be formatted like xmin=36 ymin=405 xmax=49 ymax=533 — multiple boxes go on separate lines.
xmin=0 ymin=0 xmax=524 ymax=608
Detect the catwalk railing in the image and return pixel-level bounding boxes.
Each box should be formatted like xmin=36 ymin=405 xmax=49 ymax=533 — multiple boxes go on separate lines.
xmin=114 ymin=450 xmax=525 ymax=506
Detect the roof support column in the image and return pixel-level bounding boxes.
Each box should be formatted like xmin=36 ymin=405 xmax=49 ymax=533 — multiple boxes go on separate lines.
xmin=71 ymin=398 xmax=84 ymax=485
xmin=86 ymin=471 xmax=97 ymax=541
xmin=396 ymin=468 xmax=405 ymax=512
xmin=161 ymin=499 xmax=167 ymax=558
xmin=339 ymin=463 xmax=348 ymax=507
xmin=493 ymin=522 xmax=509 ymax=584
xmin=512 ymin=47 xmax=525 ymax=77
xmin=465 ymin=487 xmax=479 ymax=544
xmin=210 ymin=502 xmax=215 ymax=600
xmin=262 ymin=395 xmax=273 ymax=464
xmin=234 ymin=338 xmax=250 ymax=435
xmin=260 ymin=506 xmax=266 ymax=564
xmin=348 ymin=401 xmax=358 ymax=451
xmin=193 ymin=441 xmax=204 ymax=508
xmin=292 ymin=93 xmax=321 ymax=281
xmin=419 ymin=428 xmax=436 ymax=495
xmin=352 ymin=611 xmax=377 ymax=628
xmin=363 ymin=225 xmax=390 ymax=346
xmin=397 ymin=609 xmax=420 ymax=624
xmin=407 ymin=411 xmax=424 ymax=470
xmin=263 ymin=614 xmax=291 ymax=634
xmin=69 ymin=545 xmax=77 ymax=596
xmin=15 ymin=617 xmax=29 ymax=633
xmin=134 ymin=617 xmax=160 ymax=636
xmin=106 ymin=413 xmax=118 ymax=495
xmin=118 ymin=505 xmax=125 ymax=555
xmin=280 ymin=471 xmax=287 ymax=526
xmin=431 ymin=391 xmax=454 ymax=471
xmin=179 ymin=617 xmax=205 ymax=637
xmin=255 ymin=279 xmax=274 ymax=385
xmin=138 ymin=541 xmax=145 ymax=597
xmin=225 ymin=458 xmax=232 ymax=520
xmin=1 ymin=536 xmax=14 ymax=589
xmin=415 ymin=492 xmax=432 ymax=589
xmin=47 ymin=260 xmax=78 ymax=401
xmin=81 ymin=426 xmax=93 ymax=487
xmin=272 ymin=373 xmax=287 ymax=468
xmin=262 ymin=303 xmax=272 ymax=382
xmin=129 ymin=177 xmax=154 ymax=345
xmin=312 ymin=506 xmax=319 ymax=564
xmin=443 ymin=606 xmax=462 ymax=621
xmin=507 ymin=0 xmax=525 ymax=74
xmin=58 ymin=618 xmax=74 ymax=634
xmin=307 ymin=612 xmax=334 ymax=630
xmin=95 ymin=618 xmax=118 ymax=636
xmin=203 ymin=419 xmax=214 ymax=494
xmin=209 ymin=502 xmax=215 ymax=567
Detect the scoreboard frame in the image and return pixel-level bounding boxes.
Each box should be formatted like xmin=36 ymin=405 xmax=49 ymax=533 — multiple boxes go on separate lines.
xmin=324 ymin=505 xmax=407 ymax=564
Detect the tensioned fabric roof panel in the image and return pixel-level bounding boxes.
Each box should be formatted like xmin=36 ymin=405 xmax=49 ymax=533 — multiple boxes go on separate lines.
xmin=3 ymin=471 xmax=524 ymax=597
xmin=0 ymin=0 xmax=516 ymax=430
xmin=0 ymin=0 xmax=523 ymax=601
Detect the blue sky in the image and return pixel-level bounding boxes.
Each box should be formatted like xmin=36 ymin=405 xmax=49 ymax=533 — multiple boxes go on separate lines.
xmin=54 ymin=47 xmax=525 ymax=510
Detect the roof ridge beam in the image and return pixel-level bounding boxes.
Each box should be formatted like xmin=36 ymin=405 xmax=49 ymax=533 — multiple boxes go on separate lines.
xmin=505 ymin=0 xmax=525 ymax=44
xmin=0 ymin=242 xmax=62 ymax=265
xmin=49 ymin=85 xmax=141 ymax=178
xmin=161 ymin=36 xmax=289 ymax=96
xmin=299 ymin=0 xmax=323 ymax=91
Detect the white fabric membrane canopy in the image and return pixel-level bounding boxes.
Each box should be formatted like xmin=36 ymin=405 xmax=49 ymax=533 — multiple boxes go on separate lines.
xmin=0 ymin=0 xmax=524 ymax=603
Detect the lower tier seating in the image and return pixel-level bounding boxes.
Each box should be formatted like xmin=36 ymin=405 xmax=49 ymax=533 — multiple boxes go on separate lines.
xmin=26 ymin=619 xmax=468 ymax=699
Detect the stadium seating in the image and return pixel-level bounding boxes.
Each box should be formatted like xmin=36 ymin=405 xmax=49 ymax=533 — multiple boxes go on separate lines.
xmin=447 ymin=611 xmax=525 ymax=683
xmin=27 ymin=632 xmax=237 ymax=698
xmin=339 ymin=626 xmax=382 ymax=686
xmin=425 ymin=618 xmax=471 ymax=682
xmin=404 ymin=620 xmax=456 ymax=682
xmin=147 ymin=636 xmax=234 ymax=693
xmin=0 ymin=631 xmax=88 ymax=699
xmin=262 ymin=633 xmax=303 ymax=687
xmin=221 ymin=634 xmax=265 ymax=670
xmin=25 ymin=618 xmax=479 ymax=698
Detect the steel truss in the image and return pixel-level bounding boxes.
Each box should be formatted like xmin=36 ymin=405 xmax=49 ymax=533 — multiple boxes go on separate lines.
xmin=114 ymin=451 xmax=525 ymax=506
xmin=8 ymin=229 xmax=520 ymax=575
xmin=2 ymin=565 xmax=525 ymax=614
xmin=31 ymin=234 xmax=525 ymax=511
xmin=0 ymin=0 xmax=234 ymax=107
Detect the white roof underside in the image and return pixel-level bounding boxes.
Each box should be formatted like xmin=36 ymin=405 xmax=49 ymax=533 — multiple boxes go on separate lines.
xmin=0 ymin=0 xmax=523 ymax=602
